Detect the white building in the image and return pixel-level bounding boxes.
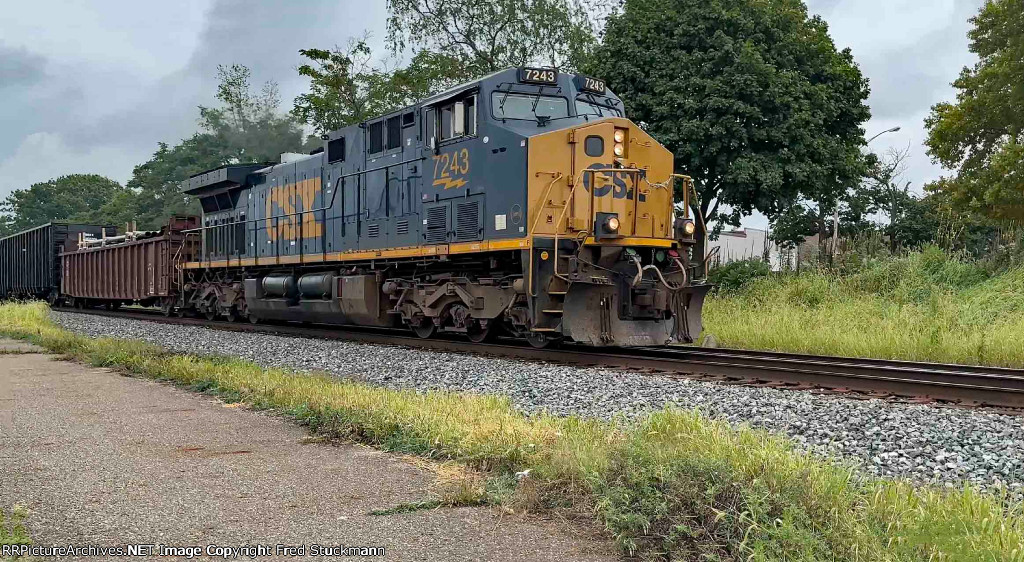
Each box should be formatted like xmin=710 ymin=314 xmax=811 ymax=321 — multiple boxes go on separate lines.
xmin=707 ymin=228 xmax=798 ymax=271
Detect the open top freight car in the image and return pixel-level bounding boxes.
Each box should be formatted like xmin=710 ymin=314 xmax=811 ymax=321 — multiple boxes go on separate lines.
xmin=0 ymin=222 xmax=112 ymax=302
xmin=60 ymin=217 xmax=199 ymax=313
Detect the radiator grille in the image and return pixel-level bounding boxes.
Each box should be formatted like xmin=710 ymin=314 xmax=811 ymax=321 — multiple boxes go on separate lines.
xmin=455 ymin=201 xmax=480 ymax=241
xmin=396 ymin=219 xmax=409 ymax=235
xmin=425 ymin=206 xmax=447 ymax=244
xmin=367 ymin=223 xmax=380 ymax=238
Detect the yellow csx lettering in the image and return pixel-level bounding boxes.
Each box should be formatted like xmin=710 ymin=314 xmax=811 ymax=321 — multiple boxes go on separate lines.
xmin=265 ymin=178 xmax=324 ymax=241
xmin=433 ymin=148 xmax=469 ymax=190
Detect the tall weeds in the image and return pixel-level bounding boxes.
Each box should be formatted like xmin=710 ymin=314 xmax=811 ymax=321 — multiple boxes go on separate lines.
xmin=706 ymin=248 xmax=1024 ymax=367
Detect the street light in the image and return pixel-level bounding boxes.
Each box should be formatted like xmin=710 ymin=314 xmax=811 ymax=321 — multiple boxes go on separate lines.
xmin=867 ymin=126 xmax=901 ymax=144
xmin=831 ymin=126 xmax=903 ymax=264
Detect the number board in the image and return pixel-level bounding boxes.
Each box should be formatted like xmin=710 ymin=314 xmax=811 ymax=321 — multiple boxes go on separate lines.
xmin=519 ymin=67 xmax=558 ymax=85
xmin=577 ymin=75 xmax=607 ymax=94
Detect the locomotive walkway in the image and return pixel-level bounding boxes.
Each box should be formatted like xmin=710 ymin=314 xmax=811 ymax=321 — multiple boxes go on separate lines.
xmin=0 ymin=341 xmax=614 ymax=561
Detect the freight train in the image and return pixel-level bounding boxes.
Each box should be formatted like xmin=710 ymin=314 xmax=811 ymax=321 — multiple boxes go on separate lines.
xmin=0 ymin=67 xmax=710 ymax=347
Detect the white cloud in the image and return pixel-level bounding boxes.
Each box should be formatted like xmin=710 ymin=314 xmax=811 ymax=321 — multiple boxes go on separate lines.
xmin=0 ymin=132 xmax=144 ymax=193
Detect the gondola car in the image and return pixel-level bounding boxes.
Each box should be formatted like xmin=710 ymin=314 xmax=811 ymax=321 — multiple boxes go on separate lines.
xmin=0 ymin=222 xmax=112 ymax=303
xmin=172 ymin=66 xmax=710 ymax=347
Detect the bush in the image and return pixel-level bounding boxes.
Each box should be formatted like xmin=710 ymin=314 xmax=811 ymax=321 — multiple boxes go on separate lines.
xmin=708 ymin=258 xmax=772 ymax=294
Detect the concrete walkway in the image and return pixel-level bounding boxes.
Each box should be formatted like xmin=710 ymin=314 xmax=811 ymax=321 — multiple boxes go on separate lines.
xmin=0 ymin=339 xmax=615 ymax=561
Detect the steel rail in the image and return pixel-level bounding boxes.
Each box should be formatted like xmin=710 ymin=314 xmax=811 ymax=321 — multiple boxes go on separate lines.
xmin=54 ymin=307 xmax=1024 ymax=411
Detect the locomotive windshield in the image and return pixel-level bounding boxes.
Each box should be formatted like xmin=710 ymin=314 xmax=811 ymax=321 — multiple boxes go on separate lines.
xmin=575 ymin=100 xmax=622 ymax=118
xmin=491 ymin=92 xmax=569 ymax=121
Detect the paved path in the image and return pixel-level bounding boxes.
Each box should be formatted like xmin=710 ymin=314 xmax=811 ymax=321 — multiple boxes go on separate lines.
xmin=0 ymin=339 xmax=615 ymax=561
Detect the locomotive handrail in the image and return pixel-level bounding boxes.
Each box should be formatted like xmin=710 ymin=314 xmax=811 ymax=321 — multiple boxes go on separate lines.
xmin=553 ymin=168 xmax=645 ymax=282
xmin=527 ymin=172 xmax=565 ymax=297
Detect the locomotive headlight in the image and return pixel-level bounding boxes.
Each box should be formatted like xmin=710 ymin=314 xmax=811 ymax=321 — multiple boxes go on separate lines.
xmin=683 ymin=220 xmax=696 ymax=235
xmin=606 ymin=216 xmax=620 ymax=233
xmin=613 ymin=129 xmax=626 ymax=143
xmin=613 ymin=143 xmax=625 ymax=156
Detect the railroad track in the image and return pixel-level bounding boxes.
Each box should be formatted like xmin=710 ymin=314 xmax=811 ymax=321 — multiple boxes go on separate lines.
xmin=56 ymin=307 xmax=1024 ymax=411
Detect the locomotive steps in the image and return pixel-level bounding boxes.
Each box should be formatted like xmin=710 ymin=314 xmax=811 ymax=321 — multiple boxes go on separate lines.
xmin=2 ymin=302 xmax=1022 ymax=560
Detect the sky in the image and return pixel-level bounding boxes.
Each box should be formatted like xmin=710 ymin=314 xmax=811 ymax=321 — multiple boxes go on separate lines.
xmin=0 ymin=0 xmax=984 ymax=227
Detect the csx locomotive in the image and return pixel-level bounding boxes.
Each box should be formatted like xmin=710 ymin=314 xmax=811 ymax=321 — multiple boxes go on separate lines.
xmin=171 ymin=66 xmax=709 ymax=347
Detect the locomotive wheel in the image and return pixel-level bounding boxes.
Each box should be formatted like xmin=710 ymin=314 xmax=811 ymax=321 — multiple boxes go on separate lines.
xmin=412 ymin=318 xmax=436 ymax=339
xmin=525 ymin=331 xmax=559 ymax=349
xmin=204 ymin=307 xmax=217 ymax=321
xmin=466 ymin=320 xmax=493 ymax=344
xmin=248 ymin=313 xmax=260 ymax=325
xmin=223 ymin=306 xmax=239 ymax=323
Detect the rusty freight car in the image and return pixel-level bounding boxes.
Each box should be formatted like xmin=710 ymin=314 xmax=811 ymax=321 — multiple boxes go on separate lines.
xmin=0 ymin=222 xmax=112 ymax=302
xmin=61 ymin=216 xmax=198 ymax=313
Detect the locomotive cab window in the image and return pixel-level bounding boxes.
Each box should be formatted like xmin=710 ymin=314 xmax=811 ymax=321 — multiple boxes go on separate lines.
xmin=434 ymin=94 xmax=477 ymax=143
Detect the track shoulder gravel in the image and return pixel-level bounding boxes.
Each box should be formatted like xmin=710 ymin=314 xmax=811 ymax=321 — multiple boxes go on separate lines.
xmin=0 ymin=347 xmax=615 ymax=561
xmin=51 ymin=311 xmax=1024 ymax=495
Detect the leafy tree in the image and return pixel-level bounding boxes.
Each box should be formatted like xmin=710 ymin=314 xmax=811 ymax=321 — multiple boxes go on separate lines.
xmin=385 ymin=0 xmax=596 ymax=73
xmin=292 ymin=40 xmax=469 ymax=135
xmin=126 ymin=64 xmax=305 ymax=229
xmin=770 ymin=203 xmax=818 ymax=255
xmin=199 ymin=64 xmax=304 ymax=164
xmin=125 ymin=135 xmax=231 ymax=229
xmin=865 ymin=147 xmax=923 ymax=252
xmin=0 ymin=174 xmax=127 ymax=236
xmin=924 ymin=0 xmax=1024 ymax=221
xmin=591 ymin=0 xmax=872 ymax=264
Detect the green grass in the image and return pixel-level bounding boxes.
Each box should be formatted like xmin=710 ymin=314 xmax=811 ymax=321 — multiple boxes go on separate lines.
xmin=2 ymin=301 xmax=1022 ymax=561
xmin=1 ymin=506 xmax=30 ymax=561
xmin=369 ymin=500 xmax=444 ymax=516
xmin=705 ymin=247 xmax=1024 ymax=367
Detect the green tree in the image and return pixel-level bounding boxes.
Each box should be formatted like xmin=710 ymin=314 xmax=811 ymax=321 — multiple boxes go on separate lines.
xmin=770 ymin=203 xmax=817 ymax=256
xmin=0 ymin=174 xmax=127 ymax=236
xmin=385 ymin=0 xmax=596 ymax=73
xmin=127 ymin=64 xmax=305 ymax=229
xmin=292 ymin=40 xmax=469 ymax=135
xmin=865 ymin=147 xmax=929 ymax=252
xmin=925 ymin=0 xmax=1024 ymax=221
xmin=591 ymin=0 xmax=872 ymax=264
xmin=125 ymin=135 xmax=230 ymax=229
xmin=199 ymin=64 xmax=305 ymax=164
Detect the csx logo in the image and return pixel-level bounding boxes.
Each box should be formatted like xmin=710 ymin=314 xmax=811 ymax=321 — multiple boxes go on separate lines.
xmin=581 ymin=164 xmax=646 ymax=202
xmin=265 ymin=178 xmax=324 ymax=241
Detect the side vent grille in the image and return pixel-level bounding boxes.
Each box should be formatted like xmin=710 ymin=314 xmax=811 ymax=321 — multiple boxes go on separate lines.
xmin=425 ymin=206 xmax=447 ymax=244
xmin=367 ymin=223 xmax=381 ymax=238
xmin=396 ymin=219 xmax=409 ymax=235
xmin=455 ymin=201 xmax=480 ymax=241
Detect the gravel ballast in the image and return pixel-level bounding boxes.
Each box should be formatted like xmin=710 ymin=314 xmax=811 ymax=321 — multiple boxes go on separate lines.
xmin=52 ymin=311 xmax=1024 ymax=493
